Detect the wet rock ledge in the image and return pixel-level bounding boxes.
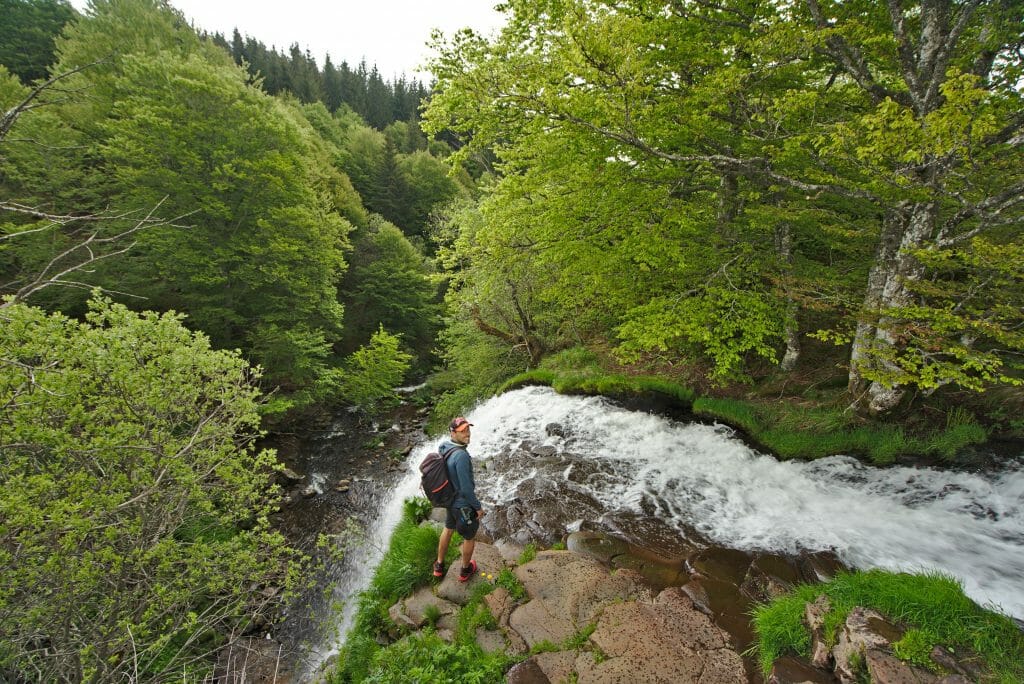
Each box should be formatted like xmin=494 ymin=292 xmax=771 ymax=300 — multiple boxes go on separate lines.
xmin=378 ymin=527 xmax=987 ymax=684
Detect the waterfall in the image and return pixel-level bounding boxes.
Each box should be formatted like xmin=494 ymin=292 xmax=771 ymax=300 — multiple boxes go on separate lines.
xmin=315 ymin=385 xmax=1023 ymax=669
xmin=467 ymin=387 xmax=1023 ymax=617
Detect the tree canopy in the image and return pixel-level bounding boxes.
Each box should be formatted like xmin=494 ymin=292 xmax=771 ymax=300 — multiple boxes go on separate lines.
xmin=423 ymin=0 xmax=1024 ymax=415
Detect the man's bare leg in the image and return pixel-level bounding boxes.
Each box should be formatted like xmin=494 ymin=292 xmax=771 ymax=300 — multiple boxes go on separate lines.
xmin=460 ymin=539 xmax=475 ymax=569
xmin=437 ymin=527 xmax=454 ymax=564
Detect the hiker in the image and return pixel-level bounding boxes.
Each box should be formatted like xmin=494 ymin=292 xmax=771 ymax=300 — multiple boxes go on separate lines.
xmin=434 ymin=416 xmax=484 ymax=582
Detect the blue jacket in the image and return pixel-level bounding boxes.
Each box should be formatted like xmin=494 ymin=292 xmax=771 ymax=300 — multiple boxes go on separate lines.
xmin=439 ymin=439 xmax=481 ymax=511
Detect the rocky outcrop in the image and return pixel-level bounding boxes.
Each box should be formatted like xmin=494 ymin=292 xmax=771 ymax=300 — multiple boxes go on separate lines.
xmin=386 ymin=540 xmax=748 ymax=683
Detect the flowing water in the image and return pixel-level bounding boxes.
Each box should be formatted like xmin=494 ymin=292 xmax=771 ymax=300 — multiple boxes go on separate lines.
xmin=304 ymin=385 xmax=1024 ymax=672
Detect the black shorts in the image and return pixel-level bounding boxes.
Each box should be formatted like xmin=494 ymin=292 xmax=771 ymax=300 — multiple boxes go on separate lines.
xmin=445 ymin=506 xmax=479 ymax=540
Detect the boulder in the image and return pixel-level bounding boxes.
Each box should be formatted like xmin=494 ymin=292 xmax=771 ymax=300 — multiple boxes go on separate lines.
xmin=545 ymin=422 xmax=567 ymax=437
xmin=832 ymin=607 xmax=898 ymax=683
xmin=475 ymin=627 xmax=508 ymax=654
xmin=566 ymin=531 xmax=629 ymax=565
xmin=436 ymin=543 xmax=507 ymax=605
xmin=386 ymin=586 xmax=459 ymax=630
xmin=505 ymin=658 xmax=551 ymax=684
xmin=534 ymin=651 xmax=576 ymax=683
xmin=805 ymin=594 xmax=832 ymax=669
xmin=768 ymin=655 xmax=838 ymax=683
xmin=864 ymin=649 xmax=939 ymax=684
xmin=484 ymin=586 xmax=514 ymax=627
xmin=279 ymin=467 xmax=305 ymax=483
xmin=741 ymin=553 xmax=798 ymax=603
xmin=494 ymin=539 xmax=527 ymax=564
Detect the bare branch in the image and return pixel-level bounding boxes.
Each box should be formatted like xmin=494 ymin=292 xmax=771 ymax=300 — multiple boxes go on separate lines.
xmin=805 ymin=0 xmax=912 ymax=108
xmin=1 ymin=198 xmax=197 ymax=308
xmin=0 ymin=58 xmax=108 ymax=142
xmin=936 ymin=181 xmax=1024 ymax=246
xmin=0 ymin=202 xmax=106 ymax=226
xmin=550 ymin=109 xmax=878 ymax=201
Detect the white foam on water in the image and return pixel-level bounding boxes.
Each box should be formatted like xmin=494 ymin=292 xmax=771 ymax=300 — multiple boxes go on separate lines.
xmin=317 ymin=384 xmax=1023 ymax=668
xmin=468 ymin=386 xmax=1024 ymax=618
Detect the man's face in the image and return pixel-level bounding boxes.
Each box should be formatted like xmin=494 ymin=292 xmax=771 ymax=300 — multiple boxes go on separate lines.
xmin=453 ymin=426 xmax=471 ymax=445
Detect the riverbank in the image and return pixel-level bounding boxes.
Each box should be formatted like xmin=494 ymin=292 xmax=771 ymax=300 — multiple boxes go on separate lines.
xmin=327 ymin=502 xmax=1024 ymax=683
xmin=458 ymin=345 xmax=1020 ymax=467
xmin=251 ymin=378 xmax=1023 ymax=681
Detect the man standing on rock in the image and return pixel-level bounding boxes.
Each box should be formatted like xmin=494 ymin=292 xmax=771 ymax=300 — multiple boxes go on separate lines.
xmin=434 ymin=416 xmax=484 ymax=582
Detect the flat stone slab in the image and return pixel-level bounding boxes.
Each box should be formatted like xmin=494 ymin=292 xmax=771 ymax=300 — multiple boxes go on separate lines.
xmin=398 ymin=586 xmax=459 ymax=628
xmin=436 ymin=542 xmax=507 ymax=605
xmin=576 ymin=587 xmax=746 ymax=684
xmin=509 ymin=550 xmax=649 ymax=648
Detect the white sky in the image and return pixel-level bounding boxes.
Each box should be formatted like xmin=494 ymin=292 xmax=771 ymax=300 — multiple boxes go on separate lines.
xmin=68 ymin=0 xmax=508 ymax=81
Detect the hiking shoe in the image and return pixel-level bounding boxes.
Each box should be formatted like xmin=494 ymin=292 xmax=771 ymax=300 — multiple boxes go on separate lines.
xmin=433 ymin=561 xmax=445 ymax=578
xmin=458 ymin=560 xmax=477 ymax=582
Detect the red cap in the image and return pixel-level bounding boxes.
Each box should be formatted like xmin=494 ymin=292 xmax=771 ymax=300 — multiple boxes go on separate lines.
xmin=449 ymin=416 xmax=473 ymax=432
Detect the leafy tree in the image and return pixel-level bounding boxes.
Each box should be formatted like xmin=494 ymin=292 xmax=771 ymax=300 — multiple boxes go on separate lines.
xmin=0 ymin=296 xmax=303 ymax=682
xmin=424 ymin=0 xmax=1024 ymax=411
xmin=0 ymin=0 xmax=76 ymax=84
xmin=339 ymin=214 xmax=441 ymax=368
xmin=93 ymin=50 xmax=350 ymax=389
xmin=3 ymin=0 xmax=355 ymax=397
xmin=398 ymin=150 xmax=465 ymax=243
xmin=317 ymin=325 xmax=413 ymax=411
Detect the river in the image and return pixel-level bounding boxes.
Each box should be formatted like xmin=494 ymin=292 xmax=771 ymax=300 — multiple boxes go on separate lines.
xmin=293 ymin=385 xmax=1024 ymax=675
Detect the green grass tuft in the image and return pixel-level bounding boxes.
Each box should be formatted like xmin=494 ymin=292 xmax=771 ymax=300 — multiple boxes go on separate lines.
xmin=752 ymin=569 xmax=1024 ymax=681
xmin=518 ymin=542 xmax=537 ymax=565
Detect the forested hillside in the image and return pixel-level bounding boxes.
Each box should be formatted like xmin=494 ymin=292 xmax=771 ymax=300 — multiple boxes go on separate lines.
xmin=0 ymin=1 xmax=464 ymax=679
xmin=2 ymin=0 xmax=1023 ymax=680
xmin=1 ymin=0 xmax=470 ymax=411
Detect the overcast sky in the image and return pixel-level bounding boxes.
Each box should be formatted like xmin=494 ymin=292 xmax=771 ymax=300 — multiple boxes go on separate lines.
xmin=68 ymin=0 xmax=508 ymax=81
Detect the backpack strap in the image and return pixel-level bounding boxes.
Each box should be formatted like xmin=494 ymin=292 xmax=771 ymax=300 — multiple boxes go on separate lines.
xmin=439 ymin=444 xmax=466 ymax=461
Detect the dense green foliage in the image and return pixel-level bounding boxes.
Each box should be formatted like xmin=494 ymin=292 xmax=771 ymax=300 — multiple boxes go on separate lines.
xmin=0 ymin=0 xmax=76 ymax=84
xmin=753 ymin=570 xmax=1024 ymax=683
xmin=0 ymin=0 xmax=459 ymax=409
xmin=1 ymin=4 xmax=461 ymax=678
xmin=423 ymin=0 xmax=1024 ymax=419
xmin=0 ymin=297 xmax=304 ymax=682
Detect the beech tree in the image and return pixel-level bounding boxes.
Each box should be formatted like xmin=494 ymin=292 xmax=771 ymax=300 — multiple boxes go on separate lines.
xmin=424 ymin=0 xmax=1024 ymax=412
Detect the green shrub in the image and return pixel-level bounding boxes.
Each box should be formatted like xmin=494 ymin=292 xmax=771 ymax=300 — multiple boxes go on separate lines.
xmin=893 ymin=628 xmax=939 ymax=671
xmin=360 ymin=631 xmax=508 ymax=684
xmin=495 ymin=568 xmax=527 ymax=601
xmin=319 ymin=326 xmax=412 ymax=411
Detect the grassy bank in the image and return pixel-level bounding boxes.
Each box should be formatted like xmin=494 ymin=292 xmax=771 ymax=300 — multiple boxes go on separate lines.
xmin=328 ymin=498 xmax=513 ymax=683
xmin=752 ymin=569 xmax=1024 ymax=682
xmin=465 ymin=346 xmax=992 ymax=465
xmin=692 ymin=397 xmax=988 ymax=464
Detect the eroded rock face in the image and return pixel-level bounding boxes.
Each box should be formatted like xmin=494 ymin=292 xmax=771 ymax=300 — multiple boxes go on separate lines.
xmin=832 ymin=607 xmax=896 ymax=683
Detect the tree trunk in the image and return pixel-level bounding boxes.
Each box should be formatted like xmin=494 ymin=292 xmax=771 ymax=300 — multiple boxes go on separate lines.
xmin=775 ymin=222 xmax=801 ymax=371
xmin=848 ymin=201 xmax=936 ymax=413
